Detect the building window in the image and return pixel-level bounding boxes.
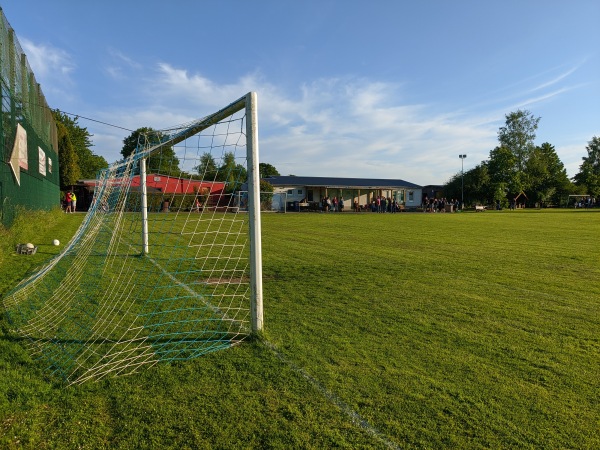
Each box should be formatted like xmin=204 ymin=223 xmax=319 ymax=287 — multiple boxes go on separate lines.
xmin=287 ymin=189 xmax=293 ymax=195
xmin=408 ymin=190 xmax=414 ymax=202
xmin=297 ymin=189 xmax=303 ymax=195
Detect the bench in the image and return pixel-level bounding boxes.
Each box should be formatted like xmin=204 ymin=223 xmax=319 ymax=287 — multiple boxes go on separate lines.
xmin=475 ymin=205 xmax=486 ymax=212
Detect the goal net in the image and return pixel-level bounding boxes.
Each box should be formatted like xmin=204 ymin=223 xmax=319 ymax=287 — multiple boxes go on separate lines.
xmin=2 ymin=92 xmax=263 ymax=384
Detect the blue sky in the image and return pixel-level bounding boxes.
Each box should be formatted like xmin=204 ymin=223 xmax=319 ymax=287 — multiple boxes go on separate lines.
xmin=3 ymin=0 xmax=598 ymax=185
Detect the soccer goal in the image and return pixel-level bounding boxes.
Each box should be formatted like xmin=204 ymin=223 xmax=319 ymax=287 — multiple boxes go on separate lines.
xmin=2 ymin=92 xmax=263 ymax=384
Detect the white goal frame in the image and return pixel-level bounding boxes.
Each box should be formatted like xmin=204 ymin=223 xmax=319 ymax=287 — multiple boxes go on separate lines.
xmin=137 ymin=92 xmax=263 ymax=332
xmin=2 ymin=92 xmax=265 ymax=384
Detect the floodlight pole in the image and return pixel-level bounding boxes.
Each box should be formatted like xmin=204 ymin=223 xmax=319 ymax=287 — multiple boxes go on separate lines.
xmin=459 ymin=154 xmax=466 ymax=210
xmin=247 ymin=92 xmax=263 ymax=333
xmin=140 ymin=157 xmax=149 ymax=254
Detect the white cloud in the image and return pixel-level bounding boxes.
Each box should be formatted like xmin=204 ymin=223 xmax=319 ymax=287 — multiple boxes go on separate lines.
xmin=78 ymin=58 xmax=591 ymax=185
xmin=103 ymin=49 xmax=145 ymax=81
xmin=82 ymin=67 xmax=500 ymax=184
xmin=19 ymin=38 xmax=76 ymax=103
xmin=108 ymin=49 xmax=142 ymax=69
xmin=21 ymin=37 xmax=75 ymax=78
xmin=510 ymin=86 xmax=576 ymax=111
xmin=531 ymin=65 xmax=579 ymax=92
xmin=152 ymin=63 xmax=261 ymax=111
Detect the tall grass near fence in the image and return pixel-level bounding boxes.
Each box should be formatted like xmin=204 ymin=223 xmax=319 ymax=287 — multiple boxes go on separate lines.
xmin=1 ymin=209 xmax=599 ymax=448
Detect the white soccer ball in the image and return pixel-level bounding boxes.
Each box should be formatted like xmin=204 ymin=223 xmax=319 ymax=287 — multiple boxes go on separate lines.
xmin=53 ymin=239 xmax=60 ymax=246
xmin=26 ymin=243 xmax=35 ymax=249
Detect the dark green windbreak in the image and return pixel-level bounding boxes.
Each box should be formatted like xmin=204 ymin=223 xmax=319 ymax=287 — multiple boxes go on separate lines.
xmin=0 ymin=8 xmax=60 ymax=227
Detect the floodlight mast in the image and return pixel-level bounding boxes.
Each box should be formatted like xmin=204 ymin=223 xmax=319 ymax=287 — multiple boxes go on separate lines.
xmin=459 ymin=154 xmax=467 ymax=209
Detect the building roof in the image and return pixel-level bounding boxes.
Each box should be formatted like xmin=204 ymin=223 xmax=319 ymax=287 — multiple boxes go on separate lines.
xmin=77 ymin=173 xmax=224 ymax=195
xmin=263 ymin=176 xmax=421 ymax=189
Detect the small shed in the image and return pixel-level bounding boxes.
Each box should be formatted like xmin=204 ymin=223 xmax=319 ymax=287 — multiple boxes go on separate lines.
xmin=510 ymin=191 xmax=528 ymax=209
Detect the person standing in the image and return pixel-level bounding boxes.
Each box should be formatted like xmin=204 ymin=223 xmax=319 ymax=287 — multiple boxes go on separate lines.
xmin=71 ymin=192 xmax=77 ymax=212
xmin=65 ymin=191 xmax=72 ymax=213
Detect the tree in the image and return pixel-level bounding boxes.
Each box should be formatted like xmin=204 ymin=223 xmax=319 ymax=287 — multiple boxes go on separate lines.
xmin=259 ymin=179 xmax=274 ymax=210
xmin=56 ymin=120 xmax=80 ymax=188
xmin=444 ymin=163 xmax=490 ymax=206
xmin=498 ymin=109 xmax=541 ymax=174
xmin=195 ymin=151 xmax=249 ymax=192
xmin=573 ymin=136 xmax=600 ymax=197
xmin=465 ymin=163 xmax=492 ymax=205
xmin=217 ymin=151 xmax=247 ymax=192
xmin=525 ymin=142 xmax=571 ymax=206
xmin=196 ymin=152 xmax=218 ymax=180
xmin=487 ymin=146 xmax=520 ymax=204
xmin=84 ymin=153 xmax=110 ymax=179
xmin=53 ymin=110 xmax=108 ymax=179
xmin=121 ymin=127 xmax=180 ymax=176
xmin=259 ymin=162 xmax=280 ymax=178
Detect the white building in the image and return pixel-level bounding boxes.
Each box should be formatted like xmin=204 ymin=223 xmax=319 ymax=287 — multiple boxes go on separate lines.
xmin=263 ymin=176 xmax=422 ymax=211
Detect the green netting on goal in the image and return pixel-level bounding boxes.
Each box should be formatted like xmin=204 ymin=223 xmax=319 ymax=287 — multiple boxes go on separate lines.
xmin=2 ymin=93 xmax=263 ymax=384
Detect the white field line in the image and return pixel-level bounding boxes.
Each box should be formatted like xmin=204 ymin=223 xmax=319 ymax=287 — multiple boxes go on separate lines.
xmin=143 ymin=252 xmax=246 ymax=332
xmin=140 ymin=231 xmax=394 ymax=446
xmin=98 ymin=225 xmax=391 ymax=446
xmin=260 ymin=339 xmax=401 ymax=450
xmin=148 ymin=240 xmax=396 ymax=447
xmin=111 ymin=220 xmax=248 ymax=332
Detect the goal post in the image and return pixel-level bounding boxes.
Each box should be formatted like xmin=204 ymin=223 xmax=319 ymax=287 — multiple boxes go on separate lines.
xmin=3 ymin=92 xmax=264 ymax=383
xmin=135 ymin=92 xmax=263 ymax=332
xmin=246 ymin=92 xmax=264 ymax=333
xmin=140 ymin=157 xmax=149 ymax=254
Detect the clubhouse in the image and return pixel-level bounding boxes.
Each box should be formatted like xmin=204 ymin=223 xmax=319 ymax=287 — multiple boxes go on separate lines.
xmin=262 ymin=175 xmax=422 ymax=211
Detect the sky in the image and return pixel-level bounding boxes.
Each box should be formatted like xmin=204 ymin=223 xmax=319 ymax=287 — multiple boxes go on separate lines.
xmin=2 ymin=0 xmax=599 ymax=185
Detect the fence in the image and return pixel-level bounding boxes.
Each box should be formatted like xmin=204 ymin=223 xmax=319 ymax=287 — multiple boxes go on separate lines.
xmin=0 ymin=8 xmax=59 ymax=227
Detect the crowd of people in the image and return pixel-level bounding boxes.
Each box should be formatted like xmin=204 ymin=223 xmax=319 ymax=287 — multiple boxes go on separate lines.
xmin=319 ymin=195 xmax=463 ymax=213
xmin=574 ymin=197 xmax=597 ymax=208
xmin=320 ymin=196 xmax=345 ymax=212
xmin=319 ymin=195 xmax=406 ymax=213
xmin=421 ymin=197 xmax=460 ymax=212
xmin=362 ymin=195 xmax=403 ymax=213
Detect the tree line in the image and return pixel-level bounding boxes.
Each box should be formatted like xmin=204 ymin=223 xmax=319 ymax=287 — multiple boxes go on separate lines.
xmin=61 ymin=108 xmax=600 ymax=209
xmin=54 ymin=111 xmax=109 ymax=189
xmin=443 ymin=110 xmax=600 ymax=207
xmin=54 ymin=119 xmax=281 ymax=193
xmin=119 ymin=127 xmax=279 ymax=193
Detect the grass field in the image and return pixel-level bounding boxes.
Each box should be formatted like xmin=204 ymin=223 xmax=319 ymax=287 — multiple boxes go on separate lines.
xmin=1 ymin=208 xmax=599 ymax=448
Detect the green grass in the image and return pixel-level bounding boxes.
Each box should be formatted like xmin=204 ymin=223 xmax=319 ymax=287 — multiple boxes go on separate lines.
xmin=1 ymin=208 xmax=599 ymax=448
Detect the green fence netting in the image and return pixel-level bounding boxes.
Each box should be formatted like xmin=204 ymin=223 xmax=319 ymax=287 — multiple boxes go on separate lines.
xmin=0 ymin=8 xmax=60 ymax=227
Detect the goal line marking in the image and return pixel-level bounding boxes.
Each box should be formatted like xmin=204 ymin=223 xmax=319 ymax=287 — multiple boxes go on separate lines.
xmin=260 ymin=338 xmax=401 ymax=450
